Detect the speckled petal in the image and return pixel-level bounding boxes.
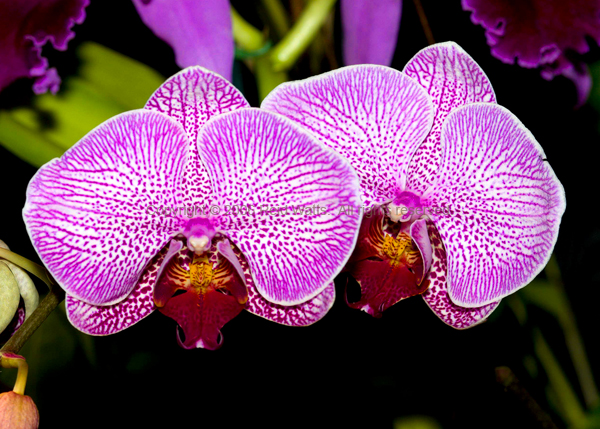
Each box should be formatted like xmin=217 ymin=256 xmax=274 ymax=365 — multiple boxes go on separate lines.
xmin=409 ymin=218 xmax=432 ymax=284
xmin=230 ymin=241 xmax=335 ymax=326
xmin=422 ymin=220 xmax=499 ymax=329
xmin=404 ymin=42 xmax=496 ymax=195
xmin=341 ymin=0 xmax=402 ymax=66
xmin=65 ymin=248 xmax=168 ymax=335
xmin=23 ymin=110 xmax=190 ymax=306
xmin=262 ymin=65 xmax=433 ymax=209
xmin=132 ymin=0 xmax=234 ymax=80
xmin=199 ymin=108 xmax=362 ymax=305
xmin=145 ymin=66 xmax=249 ymax=207
xmin=424 ymin=103 xmax=566 ymax=307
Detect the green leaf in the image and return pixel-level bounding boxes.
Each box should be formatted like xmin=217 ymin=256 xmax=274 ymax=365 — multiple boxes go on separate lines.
xmin=0 ymin=42 xmax=165 ymax=167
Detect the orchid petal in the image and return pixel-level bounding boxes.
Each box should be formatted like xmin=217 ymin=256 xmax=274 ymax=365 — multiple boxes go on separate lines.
xmin=422 ymin=220 xmax=499 ymax=329
xmin=462 ymin=0 xmax=600 ymax=82
xmin=409 ymin=218 xmax=432 ymax=284
xmin=404 ymin=42 xmax=496 ymax=195
xmin=145 ymin=66 xmax=249 ymax=206
xmin=229 ymin=240 xmax=335 ymax=326
xmin=341 ymin=0 xmax=402 ymax=66
xmin=132 ymin=0 xmax=234 ymax=81
xmin=23 ymin=110 xmax=190 ymax=305
xmin=65 ymin=248 xmax=168 ymax=335
xmin=425 ymin=103 xmax=565 ymax=307
xmin=0 ymin=0 xmax=88 ymax=93
xmin=262 ymin=65 xmax=434 ymax=209
xmin=198 ymin=108 xmax=362 ymax=305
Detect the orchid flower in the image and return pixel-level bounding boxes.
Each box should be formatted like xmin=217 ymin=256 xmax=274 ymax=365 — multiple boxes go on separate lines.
xmin=23 ymin=67 xmax=361 ymax=349
xmin=462 ymin=0 xmax=600 ymax=106
xmin=0 ymin=0 xmax=88 ymax=94
xmin=262 ymin=42 xmax=566 ymax=329
xmin=132 ymin=0 xmax=234 ymax=81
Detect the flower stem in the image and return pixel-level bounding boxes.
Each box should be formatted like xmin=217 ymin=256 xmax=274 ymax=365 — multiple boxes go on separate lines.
xmin=495 ymin=366 xmax=559 ymax=429
xmin=0 ymin=283 xmax=64 ymax=355
xmin=231 ymin=7 xmax=265 ymax=52
xmin=0 ymin=248 xmax=52 ymax=288
xmin=270 ymin=0 xmax=337 ymax=71
xmin=411 ymin=0 xmax=435 ymax=45
xmin=533 ymin=328 xmax=587 ymax=428
xmin=260 ymin=0 xmax=290 ymax=39
xmin=0 ymin=353 xmax=29 ymax=395
xmin=545 ymin=255 xmax=599 ymax=408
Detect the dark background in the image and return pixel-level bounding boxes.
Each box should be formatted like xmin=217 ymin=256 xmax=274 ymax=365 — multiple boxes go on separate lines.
xmin=1 ymin=1 xmax=598 ymax=428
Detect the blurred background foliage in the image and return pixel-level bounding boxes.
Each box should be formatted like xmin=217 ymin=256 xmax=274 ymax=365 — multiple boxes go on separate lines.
xmin=1 ymin=1 xmax=600 ymax=428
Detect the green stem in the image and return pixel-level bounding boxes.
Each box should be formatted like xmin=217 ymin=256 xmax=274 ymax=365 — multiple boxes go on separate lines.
xmin=0 ymin=284 xmax=65 ymax=355
xmin=0 ymin=248 xmax=52 ymax=288
xmin=260 ymin=0 xmax=290 ymax=39
xmin=533 ymin=328 xmax=587 ymax=428
xmin=270 ymin=0 xmax=337 ymax=71
xmin=495 ymin=366 xmax=559 ymax=429
xmin=255 ymin=56 xmax=288 ymax=102
xmin=231 ymin=7 xmax=265 ymax=52
xmin=545 ymin=255 xmax=599 ymax=408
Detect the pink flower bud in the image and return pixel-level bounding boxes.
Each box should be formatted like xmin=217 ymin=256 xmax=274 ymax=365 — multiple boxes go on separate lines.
xmin=0 ymin=391 xmax=39 ymax=429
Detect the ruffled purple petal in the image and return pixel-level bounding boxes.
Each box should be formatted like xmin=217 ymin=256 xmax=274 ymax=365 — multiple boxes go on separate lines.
xmin=65 ymin=248 xmax=168 ymax=335
xmin=198 ymin=108 xmax=362 ymax=305
xmin=23 ymin=110 xmax=190 ymax=306
xmin=0 ymin=0 xmax=88 ymax=93
xmin=262 ymin=65 xmax=434 ymax=209
xmin=422 ymin=220 xmax=499 ymax=329
xmin=424 ymin=103 xmax=566 ymax=307
xmin=404 ymin=42 xmax=496 ymax=195
xmin=341 ymin=0 xmax=402 ymax=66
xmin=462 ymin=0 xmax=600 ymax=91
xmin=145 ymin=67 xmax=249 ymax=206
xmin=132 ymin=0 xmax=234 ymax=81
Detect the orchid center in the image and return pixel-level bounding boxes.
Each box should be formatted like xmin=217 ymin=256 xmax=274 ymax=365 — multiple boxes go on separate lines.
xmin=388 ymin=191 xmax=422 ymax=224
xmin=381 ymin=233 xmax=412 ymax=267
xmin=189 ymin=254 xmax=214 ymax=291
xmin=182 ymin=217 xmax=217 ymax=254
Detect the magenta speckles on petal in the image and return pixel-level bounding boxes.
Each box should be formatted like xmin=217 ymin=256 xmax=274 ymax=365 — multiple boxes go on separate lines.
xmin=262 ymin=65 xmax=434 ymax=209
xmin=404 ymin=42 xmax=496 ymax=195
xmin=66 ymin=247 xmax=168 ymax=335
xmin=341 ymin=0 xmax=402 ymax=66
xmin=0 ymin=0 xmax=88 ymax=93
xmin=132 ymin=0 xmax=234 ymax=81
xmin=145 ymin=66 xmax=249 ymax=207
xmin=198 ymin=108 xmax=362 ymax=306
xmin=23 ymin=110 xmax=190 ymax=306
xmin=422 ymin=221 xmax=499 ymax=329
xmin=425 ymin=103 xmax=566 ymax=307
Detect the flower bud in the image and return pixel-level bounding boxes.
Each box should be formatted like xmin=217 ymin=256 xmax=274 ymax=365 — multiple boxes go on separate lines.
xmin=0 ymin=391 xmax=39 ymax=429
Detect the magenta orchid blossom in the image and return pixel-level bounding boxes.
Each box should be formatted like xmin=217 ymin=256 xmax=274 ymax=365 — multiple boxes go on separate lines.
xmin=23 ymin=67 xmax=361 ymax=349
xmin=132 ymin=0 xmax=234 ymax=81
xmin=462 ymin=0 xmax=600 ymax=107
xmin=0 ymin=0 xmax=88 ymax=94
xmin=262 ymin=42 xmax=566 ymax=329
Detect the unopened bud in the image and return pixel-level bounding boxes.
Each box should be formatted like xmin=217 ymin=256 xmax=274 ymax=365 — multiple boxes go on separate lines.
xmin=0 ymin=391 xmax=39 ymax=429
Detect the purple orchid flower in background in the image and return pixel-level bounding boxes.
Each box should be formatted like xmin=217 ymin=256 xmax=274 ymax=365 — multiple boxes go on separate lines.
xmin=0 ymin=0 xmax=88 ymax=95
xmin=132 ymin=0 xmax=234 ymax=81
xmin=23 ymin=67 xmax=361 ymax=349
xmin=341 ymin=0 xmax=402 ymax=66
xmin=462 ymin=0 xmax=600 ymax=106
xmin=263 ymin=42 xmax=566 ymax=329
